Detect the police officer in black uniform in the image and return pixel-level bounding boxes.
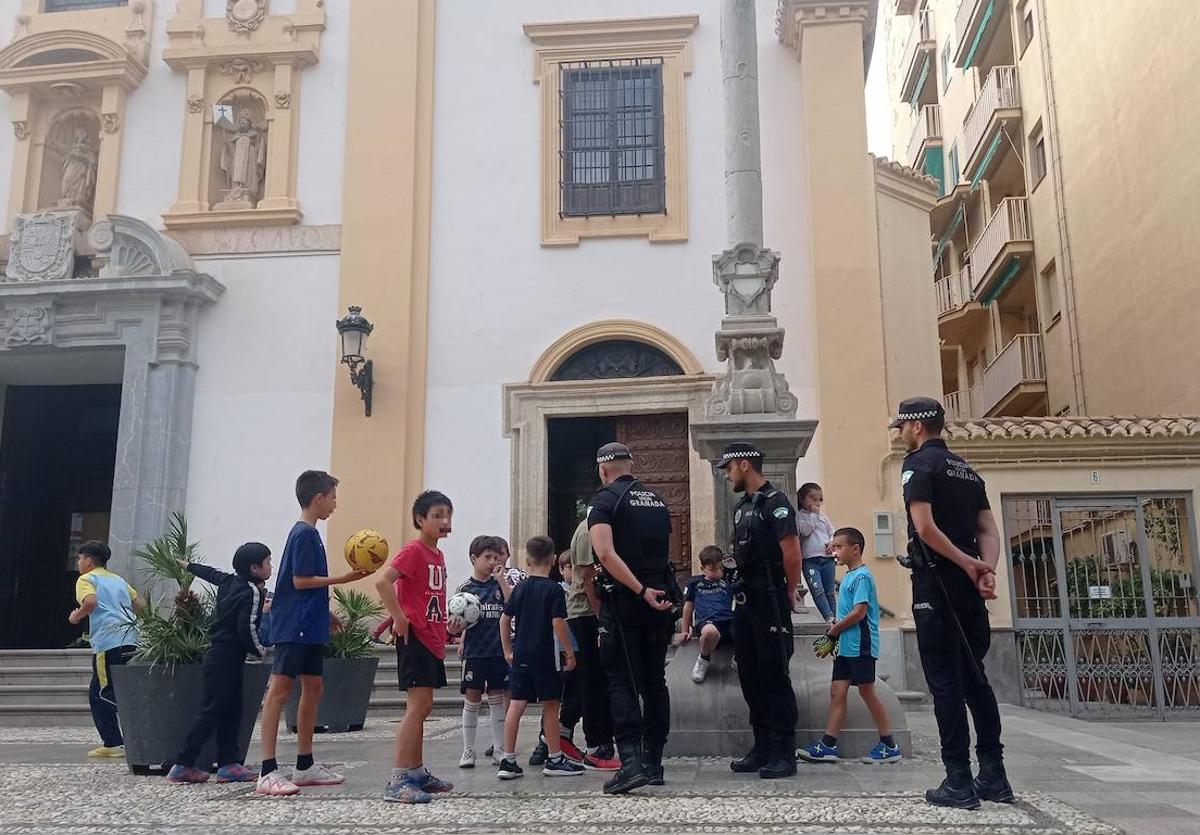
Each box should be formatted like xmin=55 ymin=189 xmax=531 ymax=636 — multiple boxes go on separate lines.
xmin=893 ymin=397 xmax=1013 ymax=809
xmin=587 ymin=442 xmax=676 ymax=795
xmin=720 ymin=442 xmax=803 ymax=779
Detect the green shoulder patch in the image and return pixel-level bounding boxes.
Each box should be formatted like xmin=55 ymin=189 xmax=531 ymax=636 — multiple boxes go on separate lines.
xmin=772 ymin=507 xmax=790 ymax=520
xmin=901 ymin=470 xmax=914 ymax=486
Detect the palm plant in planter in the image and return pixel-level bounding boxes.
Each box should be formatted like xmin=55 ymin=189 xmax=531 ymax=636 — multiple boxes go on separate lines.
xmin=286 ymin=587 xmax=383 ymax=733
xmin=111 ymin=513 xmax=271 ymax=774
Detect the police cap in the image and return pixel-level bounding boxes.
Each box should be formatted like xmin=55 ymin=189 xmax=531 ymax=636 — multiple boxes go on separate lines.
xmin=888 ymin=396 xmax=946 ymax=429
xmin=716 ymin=442 xmax=763 ymax=469
xmin=596 ymin=442 xmax=633 ymax=464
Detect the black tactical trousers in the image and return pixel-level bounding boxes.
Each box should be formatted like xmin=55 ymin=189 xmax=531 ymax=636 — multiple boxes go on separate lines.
xmin=599 ymin=595 xmax=673 ymax=751
xmin=912 ymin=574 xmax=1004 ymax=772
xmin=560 ymin=615 xmax=614 ymax=749
xmin=733 ymin=587 xmax=797 ymax=755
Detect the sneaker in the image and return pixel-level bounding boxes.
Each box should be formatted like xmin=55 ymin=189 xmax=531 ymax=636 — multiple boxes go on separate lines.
xmin=87 ymin=745 xmax=125 ymax=759
xmin=291 ymin=763 xmax=344 ymax=786
xmin=459 ymin=748 xmax=476 ymax=769
xmin=559 ymin=736 xmax=585 ymax=763
xmin=543 ymin=754 xmax=586 ymax=777
xmin=484 ymin=745 xmax=494 ymax=758
xmin=796 ymin=741 xmax=841 ymax=763
xmin=691 ymin=656 xmax=710 ymax=683
xmin=416 ymin=771 xmax=454 ymax=793
xmin=216 ymin=763 xmax=258 ymax=783
xmin=166 ymin=764 xmax=210 ymax=784
xmin=583 ymin=750 xmax=621 ymax=771
xmin=528 ymin=735 xmax=548 ymax=766
xmin=926 ymin=777 xmax=981 ymax=810
xmin=383 ymin=778 xmax=431 ymax=804
xmin=497 ymin=758 xmax=524 ymax=780
xmin=255 ymin=771 xmax=300 ymax=797
xmin=862 ymin=742 xmax=903 ymax=765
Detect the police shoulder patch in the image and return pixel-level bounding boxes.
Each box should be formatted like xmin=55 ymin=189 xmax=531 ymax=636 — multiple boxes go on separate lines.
xmin=901 ymin=470 xmax=914 ymax=486
xmin=772 ymin=507 xmax=790 ymax=520
xmin=585 ymin=505 xmax=593 ymax=518
xmin=734 ymin=509 xmax=743 ymax=524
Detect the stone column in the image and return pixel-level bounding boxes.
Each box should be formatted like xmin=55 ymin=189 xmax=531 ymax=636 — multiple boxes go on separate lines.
xmin=95 ymin=84 xmax=127 ymax=220
xmin=259 ymin=61 xmax=300 ymax=212
xmin=6 ymin=91 xmax=33 ymax=229
xmin=171 ymin=66 xmax=210 ymax=214
xmin=721 ymin=0 xmax=764 ymax=249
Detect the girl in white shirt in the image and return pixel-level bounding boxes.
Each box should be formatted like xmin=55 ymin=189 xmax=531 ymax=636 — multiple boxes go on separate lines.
xmin=796 ymin=483 xmax=837 ymax=623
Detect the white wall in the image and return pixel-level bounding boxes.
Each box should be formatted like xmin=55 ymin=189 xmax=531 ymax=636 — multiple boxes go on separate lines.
xmin=424 ymin=0 xmax=818 ymax=583
xmin=185 ymin=253 xmax=339 ymax=574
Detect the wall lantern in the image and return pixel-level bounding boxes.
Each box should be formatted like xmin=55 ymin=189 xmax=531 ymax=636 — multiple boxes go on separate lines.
xmin=335 ymin=305 xmax=374 ymax=417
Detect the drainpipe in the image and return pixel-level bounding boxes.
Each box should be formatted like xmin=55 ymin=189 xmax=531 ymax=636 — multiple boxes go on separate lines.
xmin=1035 ymin=0 xmax=1087 ymax=414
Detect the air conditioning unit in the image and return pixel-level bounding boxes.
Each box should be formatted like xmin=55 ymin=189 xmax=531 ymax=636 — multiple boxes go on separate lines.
xmin=1102 ymin=530 xmax=1135 ymax=566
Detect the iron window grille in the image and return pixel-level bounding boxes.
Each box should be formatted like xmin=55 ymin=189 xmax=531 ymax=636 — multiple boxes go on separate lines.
xmin=45 ymin=0 xmax=127 ymax=11
xmin=559 ymin=58 xmax=666 ymax=218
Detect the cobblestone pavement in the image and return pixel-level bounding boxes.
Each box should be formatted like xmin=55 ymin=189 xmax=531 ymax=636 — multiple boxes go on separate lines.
xmin=1 ymin=706 xmax=1198 ymax=834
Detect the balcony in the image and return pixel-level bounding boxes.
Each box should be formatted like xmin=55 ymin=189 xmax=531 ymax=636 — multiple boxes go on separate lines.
xmin=968 ymin=196 xmax=1033 ymax=300
xmin=980 ymin=334 xmax=1046 ymax=416
xmin=895 ymin=0 xmax=919 ymax=14
xmin=962 ymin=65 xmax=1020 ymax=178
xmin=899 ymin=10 xmax=937 ymax=105
xmin=934 ymin=268 xmax=972 ymax=317
xmin=934 ymin=266 xmax=987 ymax=344
xmin=907 ymin=104 xmax=942 ymax=167
xmin=954 ymin=0 xmax=1004 ymax=68
xmin=944 ymin=388 xmax=975 ymax=422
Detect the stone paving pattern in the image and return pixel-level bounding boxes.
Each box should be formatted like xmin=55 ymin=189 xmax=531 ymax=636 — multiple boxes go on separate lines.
xmin=2 ymin=706 xmax=1199 ymax=834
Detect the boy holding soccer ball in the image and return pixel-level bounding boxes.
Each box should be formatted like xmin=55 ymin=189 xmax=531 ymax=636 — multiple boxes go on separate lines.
xmin=453 ymin=535 xmax=512 ymax=768
xmin=375 ymin=491 xmax=454 ymax=804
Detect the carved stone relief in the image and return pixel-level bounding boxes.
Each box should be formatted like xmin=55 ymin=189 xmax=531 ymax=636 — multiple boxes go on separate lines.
xmin=4 ymin=306 xmax=52 ymax=348
xmin=219 ymin=58 xmax=263 ymax=84
xmin=227 ymin=0 xmax=268 ymax=34
xmin=187 ymin=95 xmax=205 ymax=113
xmin=101 ymin=113 xmax=120 ymax=134
xmin=273 ymin=90 xmax=291 ymax=110
xmin=6 ymin=212 xmax=79 ymax=283
xmin=551 ymin=340 xmax=684 ymax=381
xmin=12 ymin=121 xmax=28 ymax=141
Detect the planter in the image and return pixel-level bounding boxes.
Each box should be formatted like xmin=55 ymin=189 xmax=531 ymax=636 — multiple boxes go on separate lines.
xmin=285 ymin=655 xmax=379 ymax=733
xmin=111 ymin=662 xmax=271 ymax=775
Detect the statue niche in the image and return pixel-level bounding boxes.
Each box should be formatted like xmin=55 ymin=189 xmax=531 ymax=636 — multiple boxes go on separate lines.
xmin=40 ymin=110 xmax=100 ymax=218
xmin=209 ymin=91 xmax=267 ymax=211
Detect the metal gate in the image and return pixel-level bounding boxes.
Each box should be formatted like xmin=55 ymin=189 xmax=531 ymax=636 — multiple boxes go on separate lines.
xmin=1006 ymin=495 xmax=1200 ymax=719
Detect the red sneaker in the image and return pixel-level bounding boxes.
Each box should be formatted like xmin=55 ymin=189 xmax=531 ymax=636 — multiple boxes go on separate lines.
xmin=583 ymin=750 xmax=621 ymax=771
xmin=559 ymin=737 xmax=585 ymax=764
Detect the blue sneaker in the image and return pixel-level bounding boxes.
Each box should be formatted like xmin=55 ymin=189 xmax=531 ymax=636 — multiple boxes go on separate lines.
xmin=796 ymin=740 xmax=841 ymax=762
xmin=862 ymin=742 xmax=902 ymax=764
xmin=383 ymin=778 xmax=431 ymax=804
xmin=415 ymin=771 xmax=454 ymax=793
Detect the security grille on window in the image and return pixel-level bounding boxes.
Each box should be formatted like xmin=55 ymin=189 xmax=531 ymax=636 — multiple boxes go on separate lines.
xmin=45 ymin=0 xmax=127 ymax=11
xmin=559 ymin=58 xmax=666 ymax=218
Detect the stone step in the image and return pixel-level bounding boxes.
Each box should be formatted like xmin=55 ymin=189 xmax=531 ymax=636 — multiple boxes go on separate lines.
xmin=0 ymin=667 xmax=95 ymax=686
xmin=894 ymin=689 xmax=928 ymax=709
xmin=0 ymin=649 xmax=94 ymax=669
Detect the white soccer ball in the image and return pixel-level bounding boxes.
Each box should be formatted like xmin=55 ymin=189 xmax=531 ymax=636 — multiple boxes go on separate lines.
xmin=447 ymin=592 xmax=482 ymax=627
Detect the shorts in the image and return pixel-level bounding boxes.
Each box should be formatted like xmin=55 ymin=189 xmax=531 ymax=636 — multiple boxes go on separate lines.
xmin=692 ymin=619 xmax=733 ymax=644
xmin=272 ymin=642 xmax=324 ymax=678
xmin=509 ymin=668 xmax=563 ymax=703
xmin=832 ymin=655 xmax=876 ymax=686
xmin=396 ymin=636 xmax=448 ymax=690
xmin=460 ymin=656 xmax=510 ymax=695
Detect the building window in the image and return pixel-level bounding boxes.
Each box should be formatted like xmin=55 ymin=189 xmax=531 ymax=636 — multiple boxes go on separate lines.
xmin=44 ymin=0 xmax=127 ymax=10
xmin=561 ymin=60 xmax=665 ymax=218
xmin=948 ymin=142 xmax=961 ymax=187
xmin=1020 ymin=8 xmax=1036 ymax=54
xmin=941 ymin=41 xmax=953 ymax=92
xmin=1041 ymin=262 xmax=1062 ymax=323
xmin=1029 ymin=124 xmax=1047 ymax=187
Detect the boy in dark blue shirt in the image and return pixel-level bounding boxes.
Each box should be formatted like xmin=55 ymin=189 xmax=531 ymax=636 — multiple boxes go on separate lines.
xmin=678 ymin=546 xmax=734 ymax=684
xmin=497 ymin=536 xmax=582 ymax=779
xmin=255 ymin=470 xmax=369 ymax=797
xmin=454 ymin=535 xmax=511 ymax=768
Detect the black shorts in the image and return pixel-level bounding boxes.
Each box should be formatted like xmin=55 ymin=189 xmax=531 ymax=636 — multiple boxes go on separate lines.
xmin=509 ymin=668 xmax=563 ymax=703
xmin=272 ymin=642 xmax=324 ymax=678
xmin=460 ymin=656 xmax=510 ymax=695
xmin=832 ymin=655 xmax=876 ymax=686
xmin=396 ymin=636 xmax=447 ymax=690
xmin=692 ymin=619 xmax=733 ymax=644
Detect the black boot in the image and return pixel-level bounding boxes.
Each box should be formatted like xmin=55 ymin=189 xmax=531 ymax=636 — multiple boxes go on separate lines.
xmin=603 ymin=742 xmax=650 ymax=795
xmin=926 ymin=765 xmax=981 ymax=810
xmin=644 ymin=743 xmax=665 ymax=786
xmin=758 ymin=732 xmax=797 ymax=779
xmin=730 ymin=730 xmax=767 ymax=773
xmin=974 ymin=759 xmax=1015 ymax=803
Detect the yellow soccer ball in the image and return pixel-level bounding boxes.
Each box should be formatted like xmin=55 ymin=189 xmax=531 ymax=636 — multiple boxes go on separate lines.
xmin=345 ymin=529 xmax=390 ymax=573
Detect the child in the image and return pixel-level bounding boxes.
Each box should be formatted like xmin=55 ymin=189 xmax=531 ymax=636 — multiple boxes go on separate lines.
xmin=496 ymin=536 xmax=583 ymax=779
xmin=455 ymin=535 xmax=512 ymax=769
xmin=256 ymin=470 xmax=369 ymax=797
xmin=68 ymin=541 xmax=143 ymax=759
xmin=167 ymin=543 xmax=272 ymax=784
xmin=798 ymin=527 xmax=902 ymax=765
xmin=678 ymin=545 xmax=734 ymax=684
xmin=797 ymin=483 xmax=838 ymax=624
xmin=375 ymin=490 xmax=455 ymax=804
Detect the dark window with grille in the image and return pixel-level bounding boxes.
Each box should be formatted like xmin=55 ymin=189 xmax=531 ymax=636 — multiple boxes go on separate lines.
xmin=559 ymin=59 xmax=666 ymax=218
xmin=45 ymin=0 xmax=127 ymax=11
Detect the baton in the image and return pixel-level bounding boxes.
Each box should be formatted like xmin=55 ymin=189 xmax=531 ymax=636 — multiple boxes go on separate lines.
xmin=913 ymin=537 xmax=986 ymax=685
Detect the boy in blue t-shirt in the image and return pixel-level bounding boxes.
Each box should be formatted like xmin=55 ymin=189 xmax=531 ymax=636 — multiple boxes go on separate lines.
xmin=255 ymin=470 xmax=370 ymax=797
xmin=677 ymin=545 xmax=734 ymax=684
xmin=798 ymin=527 xmax=902 ymax=765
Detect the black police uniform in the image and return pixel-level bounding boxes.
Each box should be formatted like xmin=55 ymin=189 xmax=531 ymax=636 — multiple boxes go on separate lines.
xmin=902 ymin=436 xmax=1005 ymax=792
xmin=729 ymin=480 xmax=799 ymax=774
xmin=587 ymin=469 xmax=675 ymax=788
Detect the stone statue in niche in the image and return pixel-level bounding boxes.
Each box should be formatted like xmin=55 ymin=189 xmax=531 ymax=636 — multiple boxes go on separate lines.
xmin=218 ymin=114 xmax=266 ymax=208
xmin=50 ymin=128 xmax=98 ymax=212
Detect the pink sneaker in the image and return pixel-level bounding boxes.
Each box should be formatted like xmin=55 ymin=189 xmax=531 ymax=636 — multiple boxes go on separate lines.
xmin=255 ymin=771 xmax=299 ymax=797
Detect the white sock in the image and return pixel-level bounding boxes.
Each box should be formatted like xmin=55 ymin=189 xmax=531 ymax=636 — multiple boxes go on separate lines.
xmin=462 ymin=700 xmax=480 ymax=751
xmin=487 ymin=694 xmax=506 ymax=754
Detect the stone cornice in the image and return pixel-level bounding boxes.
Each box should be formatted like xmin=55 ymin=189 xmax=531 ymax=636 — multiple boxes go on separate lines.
xmin=873 ymin=154 xmax=939 ymax=211
xmin=522 ymin=15 xmax=699 ymax=48
xmin=776 ymin=1 xmax=876 ymax=74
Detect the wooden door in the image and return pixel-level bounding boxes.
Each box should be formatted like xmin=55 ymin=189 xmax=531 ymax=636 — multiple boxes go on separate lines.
xmin=616 ymin=412 xmax=691 ymax=581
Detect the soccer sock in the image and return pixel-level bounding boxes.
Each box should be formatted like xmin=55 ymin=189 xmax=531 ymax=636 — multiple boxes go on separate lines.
xmin=296 ymin=753 xmax=314 ymax=771
xmin=487 ymin=694 xmax=506 ymax=753
xmin=390 ymin=767 xmax=407 ymax=784
xmin=261 ymin=758 xmax=277 ymax=777
xmin=821 ymin=735 xmax=838 ymax=749
xmin=462 ymin=700 xmax=481 ymax=751
xmin=412 ymin=764 xmax=429 ymax=779
xmin=880 ymin=735 xmax=896 ymax=748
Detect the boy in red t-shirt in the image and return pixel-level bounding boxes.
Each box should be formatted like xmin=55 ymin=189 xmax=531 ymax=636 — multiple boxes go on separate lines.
xmin=375 ymin=490 xmax=454 ymax=804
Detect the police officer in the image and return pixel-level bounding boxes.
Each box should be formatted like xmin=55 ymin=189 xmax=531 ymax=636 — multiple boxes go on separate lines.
xmin=587 ymin=442 xmax=676 ymax=794
xmin=893 ymin=397 xmax=1012 ymax=809
xmin=720 ymin=442 xmax=803 ymax=779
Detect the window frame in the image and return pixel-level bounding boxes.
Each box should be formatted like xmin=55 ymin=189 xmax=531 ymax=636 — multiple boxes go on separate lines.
xmin=43 ymin=0 xmax=127 ymax=11
xmin=1029 ymin=123 xmax=1047 ymax=189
